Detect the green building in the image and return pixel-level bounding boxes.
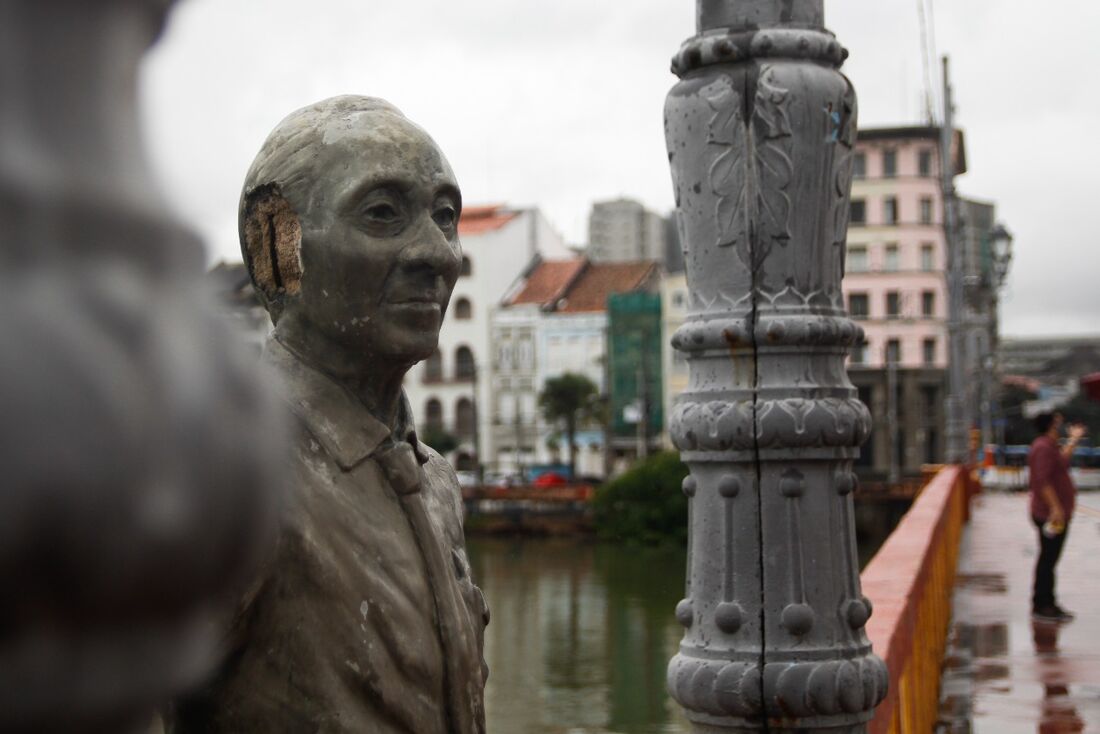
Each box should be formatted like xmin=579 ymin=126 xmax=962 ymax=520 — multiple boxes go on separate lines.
xmin=607 ymin=292 xmax=663 ymax=452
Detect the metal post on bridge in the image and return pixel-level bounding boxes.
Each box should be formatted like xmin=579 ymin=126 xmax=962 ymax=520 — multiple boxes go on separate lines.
xmin=664 ymin=1 xmax=889 ymax=730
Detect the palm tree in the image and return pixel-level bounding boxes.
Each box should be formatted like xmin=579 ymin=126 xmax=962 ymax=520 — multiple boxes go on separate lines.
xmin=539 ymin=373 xmax=599 ymax=479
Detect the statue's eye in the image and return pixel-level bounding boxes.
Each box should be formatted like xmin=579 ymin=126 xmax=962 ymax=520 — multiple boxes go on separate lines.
xmin=365 ymin=203 xmax=399 ymax=222
xmin=433 ymin=205 xmax=457 ymax=229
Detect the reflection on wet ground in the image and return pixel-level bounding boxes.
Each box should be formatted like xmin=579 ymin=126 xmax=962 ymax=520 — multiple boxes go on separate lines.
xmin=939 ymin=493 xmax=1100 ymax=733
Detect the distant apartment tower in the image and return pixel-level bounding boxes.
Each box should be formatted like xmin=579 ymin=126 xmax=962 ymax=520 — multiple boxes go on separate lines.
xmin=587 ymin=197 xmax=669 ymax=266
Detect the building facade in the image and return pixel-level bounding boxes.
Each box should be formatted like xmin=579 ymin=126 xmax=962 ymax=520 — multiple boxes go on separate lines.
xmin=840 ymin=127 xmax=965 ymax=478
xmin=489 ymin=258 xmax=659 ymax=478
xmin=843 ymin=126 xmax=957 ymax=372
xmin=403 ymin=204 xmax=569 ymax=470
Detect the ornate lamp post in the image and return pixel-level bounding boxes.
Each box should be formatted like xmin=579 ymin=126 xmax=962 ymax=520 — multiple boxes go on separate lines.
xmin=664 ymin=1 xmax=888 ymax=730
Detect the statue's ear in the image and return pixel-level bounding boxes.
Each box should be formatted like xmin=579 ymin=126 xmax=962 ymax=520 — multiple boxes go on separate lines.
xmin=241 ymin=183 xmax=303 ymax=321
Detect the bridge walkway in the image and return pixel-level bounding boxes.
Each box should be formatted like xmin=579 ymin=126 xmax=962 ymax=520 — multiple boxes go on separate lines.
xmin=938 ymin=492 xmax=1100 ymax=732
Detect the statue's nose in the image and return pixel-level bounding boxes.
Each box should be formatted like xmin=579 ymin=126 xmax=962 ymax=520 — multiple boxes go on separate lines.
xmin=398 ymin=214 xmax=461 ymax=280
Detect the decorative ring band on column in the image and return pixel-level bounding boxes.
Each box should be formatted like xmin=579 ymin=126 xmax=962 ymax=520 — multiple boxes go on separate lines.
xmin=672 ymin=316 xmax=864 ymax=352
xmin=668 ymin=651 xmax=887 ymax=723
xmin=671 ymin=28 xmax=848 ymax=76
xmin=670 ymin=397 xmax=871 ymax=452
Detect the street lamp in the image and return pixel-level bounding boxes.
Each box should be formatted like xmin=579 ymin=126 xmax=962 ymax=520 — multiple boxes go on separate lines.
xmin=989 ymin=224 xmax=1013 ymax=288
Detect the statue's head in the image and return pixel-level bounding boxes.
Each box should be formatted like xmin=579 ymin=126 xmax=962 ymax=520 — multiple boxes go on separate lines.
xmin=240 ymin=96 xmax=462 ymax=368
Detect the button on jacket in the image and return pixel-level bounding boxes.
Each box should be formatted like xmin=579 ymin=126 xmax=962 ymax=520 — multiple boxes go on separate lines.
xmin=173 ymin=339 xmax=488 ymax=733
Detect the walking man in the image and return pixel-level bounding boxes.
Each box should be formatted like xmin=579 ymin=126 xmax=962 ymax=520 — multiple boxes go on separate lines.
xmin=1028 ymin=411 xmax=1086 ymax=622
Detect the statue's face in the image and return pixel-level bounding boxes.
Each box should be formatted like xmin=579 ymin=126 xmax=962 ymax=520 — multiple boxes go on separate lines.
xmin=287 ymin=112 xmax=462 ymax=366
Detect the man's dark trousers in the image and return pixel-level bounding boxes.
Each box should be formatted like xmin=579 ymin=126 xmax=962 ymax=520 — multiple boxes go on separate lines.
xmin=1032 ymin=517 xmax=1069 ymax=611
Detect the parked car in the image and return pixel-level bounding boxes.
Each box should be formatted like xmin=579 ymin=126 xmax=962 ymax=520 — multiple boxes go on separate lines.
xmin=533 ymin=472 xmax=568 ymax=488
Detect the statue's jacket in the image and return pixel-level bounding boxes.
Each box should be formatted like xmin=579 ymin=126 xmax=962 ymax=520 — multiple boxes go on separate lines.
xmin=173 ymin=339 xmax=489 ymax=733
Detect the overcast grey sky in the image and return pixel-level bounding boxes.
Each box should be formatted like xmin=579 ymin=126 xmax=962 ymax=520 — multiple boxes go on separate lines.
xmin=140 ymin=0 xmax=1100 ymax=338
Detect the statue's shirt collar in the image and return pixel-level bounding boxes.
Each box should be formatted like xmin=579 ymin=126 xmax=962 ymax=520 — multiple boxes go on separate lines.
xmin=262 ymin=338 xmax=428 ymax=471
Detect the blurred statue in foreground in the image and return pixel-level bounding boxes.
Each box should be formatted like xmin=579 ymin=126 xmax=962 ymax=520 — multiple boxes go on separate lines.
xmin=171 ymin=97 xmax=489 ymax=734
xmin=0 ymin=1 xmax=285 ymax=733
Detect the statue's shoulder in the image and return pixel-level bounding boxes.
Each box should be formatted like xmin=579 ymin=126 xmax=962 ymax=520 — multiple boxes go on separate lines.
xmin=418 ymin=443 xmax=467 ymax=528
xmin=420 ymin=443 xmax=460 ymax=492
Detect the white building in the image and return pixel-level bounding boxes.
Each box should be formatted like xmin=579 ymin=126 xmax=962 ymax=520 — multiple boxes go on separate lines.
xmin=403 ymin=204 xmax=568 ymax=470
xmin=489 ymin=258 xmax=659 ymax=478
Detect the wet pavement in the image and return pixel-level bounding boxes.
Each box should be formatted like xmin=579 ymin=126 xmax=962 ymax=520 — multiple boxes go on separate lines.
xmin=939 ymin=492 xmax=1100 ymax=733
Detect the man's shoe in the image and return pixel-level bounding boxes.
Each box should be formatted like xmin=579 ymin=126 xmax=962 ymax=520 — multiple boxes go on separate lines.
xmin=1051 ymin=605 xmax=1076 ymax=621
xmin=1032 ymin=606 xmax=1073 ymax=622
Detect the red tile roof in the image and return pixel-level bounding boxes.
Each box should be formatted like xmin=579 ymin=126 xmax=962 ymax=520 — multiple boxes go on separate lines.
xmin=557 ymin=261 xmax=658 ymax=313
xmin=459 ymin=204 xmax=519 ymax=236
xmin=507 ymin=258 xmax=658 ymax=313
xmin=508 ymin=258 xmax=587 ymax=307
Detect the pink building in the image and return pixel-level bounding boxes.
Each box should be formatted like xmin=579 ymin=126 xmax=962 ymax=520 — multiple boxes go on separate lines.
xmin=843 ymin=126 xmax=966 ymax=369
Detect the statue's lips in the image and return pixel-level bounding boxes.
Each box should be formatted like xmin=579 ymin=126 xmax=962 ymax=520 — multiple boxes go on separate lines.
xmin=385 ymin=297 xmax=443 ymax=314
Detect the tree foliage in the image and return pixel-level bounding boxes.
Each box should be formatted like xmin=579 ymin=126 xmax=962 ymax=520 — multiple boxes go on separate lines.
xmin=539 ymin=373 xmax=599 ymax=477
xmin=591 ymin=451 xmax=688 ymax=545
xmin=420 ymin=427 xmax=458 ymax=455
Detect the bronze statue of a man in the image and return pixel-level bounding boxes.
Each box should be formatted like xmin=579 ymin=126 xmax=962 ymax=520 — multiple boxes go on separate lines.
xmin=172 ymin=96 xmax=488 ymax=733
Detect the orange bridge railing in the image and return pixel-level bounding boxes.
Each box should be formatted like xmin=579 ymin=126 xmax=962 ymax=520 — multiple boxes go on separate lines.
xmin=861 ymin=465 xmax=975 ymax=734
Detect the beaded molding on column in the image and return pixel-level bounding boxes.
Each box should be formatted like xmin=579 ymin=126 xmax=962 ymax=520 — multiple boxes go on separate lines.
xmin=671 ymin=28 xmax=849 ymax=75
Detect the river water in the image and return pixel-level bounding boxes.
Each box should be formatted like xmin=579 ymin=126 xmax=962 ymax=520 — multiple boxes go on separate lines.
xmin=466 ymin=503 xmax=906 ymax=733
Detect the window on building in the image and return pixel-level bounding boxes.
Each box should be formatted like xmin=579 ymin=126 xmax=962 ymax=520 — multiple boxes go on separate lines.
xmin=454 ymin=397 xmax=475 ymax=439
xmin=922 ymin=338 xmax=936 ymax=366
xmin=425 ymin=398 xmax=444 ymax=433
xmin=848 ymin=292 xmax=869 ymax=320
xmin=496 ymin=342 xmax=512 ymax=370
xmin=884 ymin=243 xmax=899 ymax=271
xmin=886 ymin=339 xmax=901 ymax=364
xmin=454 ymin=297 xmax=472 ymax=320
xmin=886 ymin=291 xmax=901 ymax=318
xmin=847 ymin=246 xmax=868 ymax=273
xmin=919 ymin=197 xmax=933 ymax=225
xmin=850 ymin=341 xmax=867 ymax=365
xmin=498 ymin=392 xmax=514 ymax=423
xmin=919 ymin=149 xmax=933 ymax=177
xmin=883 ymin=197 xmax=898 ymax=225
xmin=921 ymin=243 xmax=935 ymax=271
xmin=853 ymin=152 xmax=866 ymax=179
xmin=922 ymin=290 xmax=935 ymax=317
xmin=517 ymin=339 xmax=533 ymax=368
xmin=883 ymin=149 xmax=897 ymax=177
xmin=850 ymin=199 xmax=866 ymax=225
xmin=423 ymin=349 xmax=443 ymax=383
xmin=460 ymin=256 xmax=472 ymax=277
xmin=454 ymin=346 xmax=476 ymax=381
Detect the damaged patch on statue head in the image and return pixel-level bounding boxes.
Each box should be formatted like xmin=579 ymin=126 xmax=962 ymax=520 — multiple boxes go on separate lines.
xmin=242 ymin=183 xmax=303 ymax=317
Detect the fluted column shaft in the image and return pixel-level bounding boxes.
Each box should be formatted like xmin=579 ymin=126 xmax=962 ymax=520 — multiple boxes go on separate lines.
xmin=664 ymin=2 xmax=888 ymax=730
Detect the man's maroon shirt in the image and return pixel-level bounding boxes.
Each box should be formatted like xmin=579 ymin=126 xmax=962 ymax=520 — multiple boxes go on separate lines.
xmin=1028 ymin=434 xmax=1076 ymax=521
